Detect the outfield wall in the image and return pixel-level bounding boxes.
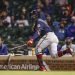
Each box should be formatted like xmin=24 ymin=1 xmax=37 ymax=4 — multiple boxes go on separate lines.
xmin=0 ymin=55 xmax=75 ymax=71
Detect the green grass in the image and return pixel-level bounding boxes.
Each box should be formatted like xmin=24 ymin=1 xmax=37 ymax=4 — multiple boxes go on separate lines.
xmin=0 ymin=71 xmax=75 ymax=75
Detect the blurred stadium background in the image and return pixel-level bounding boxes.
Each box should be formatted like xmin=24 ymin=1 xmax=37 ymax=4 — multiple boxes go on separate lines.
xmin=0 ymin=0 xmax=75 ymax=71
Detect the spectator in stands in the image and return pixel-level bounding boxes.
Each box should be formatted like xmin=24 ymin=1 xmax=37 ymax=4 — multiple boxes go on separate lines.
xmin=55 ymin=0 xmax=68 ymax=6
xmin=2 ymin=11 xmax=11 ymax=27
xmin=0 ymin=36 xmax=8 ymax=55
xmin=37 ymin=0 xmax=43 ymax=8
xmin=60 ymin=37 xmax=75 ymax=56
xmin=53 ymin=20 xmax=60 ymax=31
xmin=42 ymin=0 xmax=55 ymax=16
xmin=21 ymin=6 xmax=27 ymax=16
xmin=3 ymin=0 xmax=10 ymax=11
xmin=46 ymin=14 xmax=53 ymax=29
xmin=15 ymin=14 xmax=29 ymax=27
xmin=55 ymin=19 xmax=66 ymax=41
xmin=65 ymin=16 xmax=75 ymax=40
xmin=14 ymin=14 xmax=29 ymax=40
xmin=36 ymin=4 xmax=46 ymax=20
xmin=61 ymin=8 xmax=71 ymax=24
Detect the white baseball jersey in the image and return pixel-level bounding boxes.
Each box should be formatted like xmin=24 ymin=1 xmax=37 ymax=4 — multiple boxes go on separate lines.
xmin=60 ymin=44 xmax=75 ymax=52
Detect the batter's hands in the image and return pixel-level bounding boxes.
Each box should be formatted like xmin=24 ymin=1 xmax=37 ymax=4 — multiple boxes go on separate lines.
xmin=27 ymin=39 xmax=33 ymax=47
